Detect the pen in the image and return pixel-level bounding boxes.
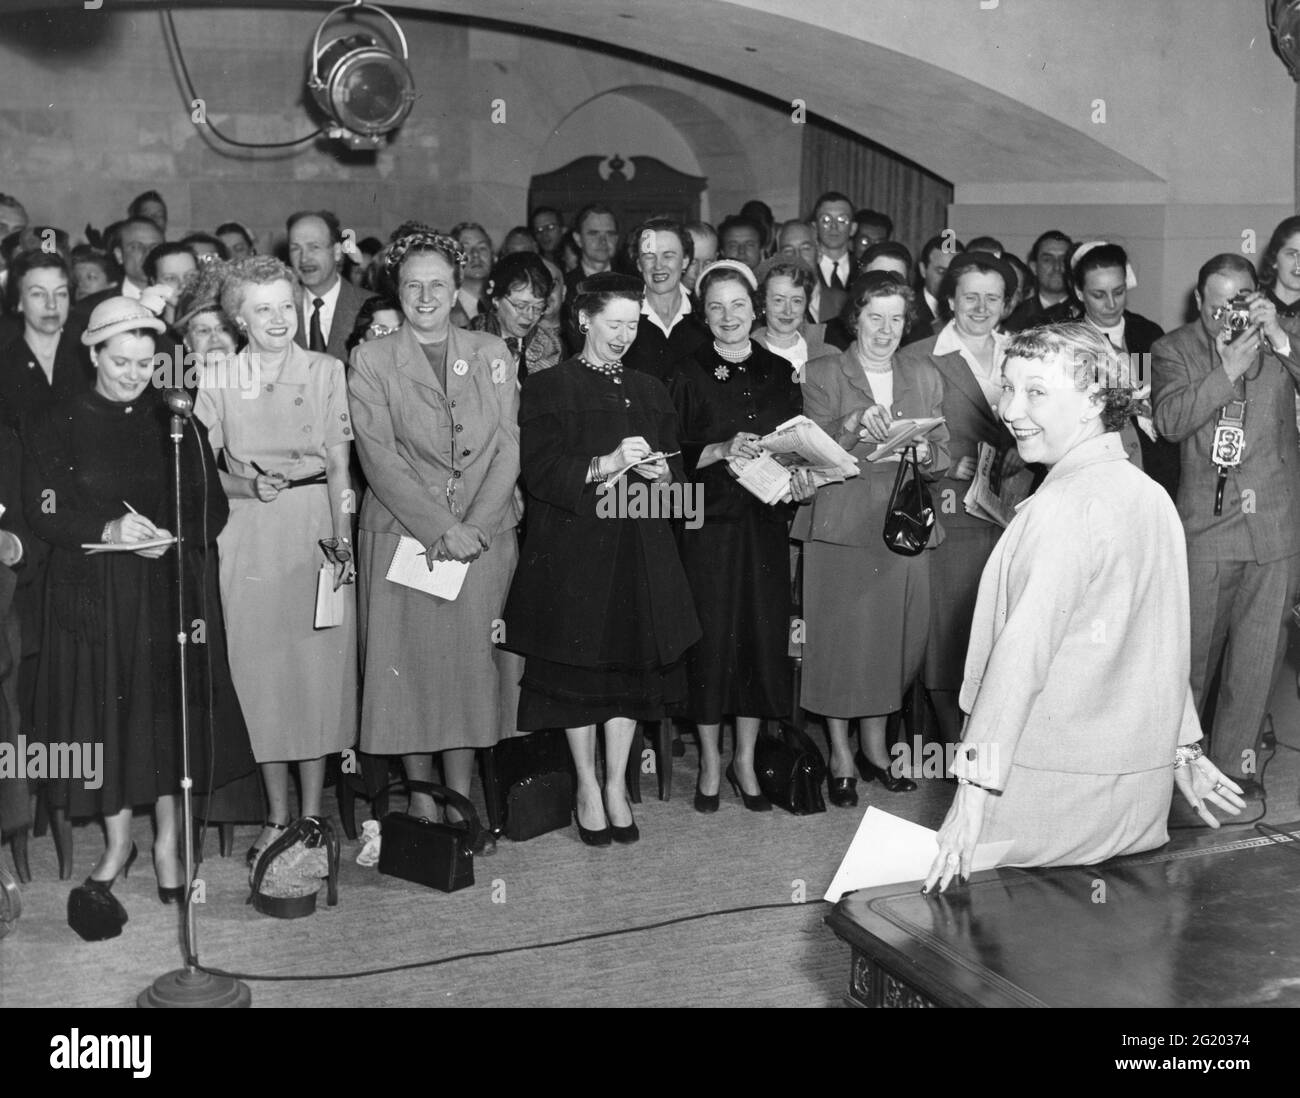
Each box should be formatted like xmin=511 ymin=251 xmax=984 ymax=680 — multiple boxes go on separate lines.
xmin=123 ymin=501 xmax=141 ymax=515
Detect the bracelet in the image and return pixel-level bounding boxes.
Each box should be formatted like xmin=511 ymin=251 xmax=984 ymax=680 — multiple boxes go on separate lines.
xmin=1173 ymin=743 xmax=1204 ymax=770
xmin=102 ymin=521 xmax=115 ymax=545
xmin=589 ymin=456 xmax=607 ymax=485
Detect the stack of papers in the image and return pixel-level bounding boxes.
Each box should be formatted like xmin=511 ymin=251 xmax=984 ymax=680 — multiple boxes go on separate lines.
xmin=81 ymin=536 xmax=177 ymax=555
xmin=863 ymin=417 xmax=946 ymax=462
xmin=729 ymin=415 xmax=859 ymax=505
xmin=385 ymin=535 xmax=468 ymax=600
xmin=824 ymin=807 xmax=1013 ymax=903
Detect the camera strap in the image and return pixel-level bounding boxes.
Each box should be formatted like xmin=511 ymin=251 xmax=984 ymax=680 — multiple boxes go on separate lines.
xmin=1212 ymin=397 xmax=1246 ymax=516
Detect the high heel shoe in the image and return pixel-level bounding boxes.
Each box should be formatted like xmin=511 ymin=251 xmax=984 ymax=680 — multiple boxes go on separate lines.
xmin=245 ymin=820 xmax=289 ymax=868
xmin=573 ymin=796 xmax=611 ymax=846
xmin=725 ymin=762 xmax=771 ymax=812
xmin=855 ymin=750 xmax=918 ymax=793
xmin=694 ymin=778 xmax=720 ymax=814
xmin=153 ymin=846 xmax=186 ymax=905
xmin=67 ymin=843 xmax=136 ymax=942
xmin=828 ymin=776 xmax=859 ymax=808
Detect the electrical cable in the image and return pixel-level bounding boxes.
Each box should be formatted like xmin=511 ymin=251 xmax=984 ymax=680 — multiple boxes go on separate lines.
xmin=161 ymin=9 xmax=325 ymax=150
xmin=195 ymin=898 xmax=831 ymax=983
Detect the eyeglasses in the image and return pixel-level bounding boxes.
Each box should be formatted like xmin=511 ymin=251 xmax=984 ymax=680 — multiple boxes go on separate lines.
xmin=818 ymin=215 xmax=851 ymax=227
xmin=503 ymin=298 xmax=545 ymax=317
xmin=319 ymin=536 xmax=352 ymax=564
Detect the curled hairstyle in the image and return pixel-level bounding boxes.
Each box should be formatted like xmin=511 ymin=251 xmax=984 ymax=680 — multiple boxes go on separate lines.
xmin=1005 ymin=322 xmax=1139 ymax=432
xmin=220 ymin=255 xmax=298 ymax=319
xmin=1261 ymin=215 xmax=1300 ymax=290
xmin=761 ymin=260 xmax=815 ymax=298
xmin=844 ymin=270 xmax=915 ymax=333
xmin=485 ymin=251 xmax=554 ymax=303
xmin=385 ymin=232 xmax=465 ymax=288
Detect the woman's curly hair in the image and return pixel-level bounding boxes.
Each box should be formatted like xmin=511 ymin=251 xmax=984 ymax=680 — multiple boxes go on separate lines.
xmin=220 ymin=255 xmax=297 ymax=320
xmin=1005 ymin=322 xmax=1144 ymax=432
xmin=385 ymin=232 xmax=465 ymax=288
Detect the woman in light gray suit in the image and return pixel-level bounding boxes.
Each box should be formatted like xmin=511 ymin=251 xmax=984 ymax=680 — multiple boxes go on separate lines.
xmin=349 ymin=232 xmax=522 ymax=823
xmin=794 ymin=273 xmax=949 ymax=807
xmin=925 ymin=325 xmax=1245 ymax=888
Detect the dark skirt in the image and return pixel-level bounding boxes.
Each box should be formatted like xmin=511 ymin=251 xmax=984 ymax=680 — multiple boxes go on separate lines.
xmin=924 ymin=524 xmax=1002 ymax=691
xmin=35 ymin=548 xmax=256 ymax=819
xmin=681 ymin=515 xmax=792 ymax=723
xmin=517 ymin=656 xmax=687 ymax=730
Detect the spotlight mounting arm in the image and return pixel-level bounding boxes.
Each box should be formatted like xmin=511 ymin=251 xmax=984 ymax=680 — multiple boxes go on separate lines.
xmin=308 ymin=1 xmax=411 ymax=89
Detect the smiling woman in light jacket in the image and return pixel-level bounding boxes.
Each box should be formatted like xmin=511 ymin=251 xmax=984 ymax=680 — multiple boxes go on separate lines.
xmin=925 ymin=324 xmax=1245 ymax=890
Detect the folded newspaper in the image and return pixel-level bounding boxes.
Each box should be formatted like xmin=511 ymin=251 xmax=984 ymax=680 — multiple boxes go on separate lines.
xmin=728 ymin=415 xmax=859 ymax=505
xmin=963 ymin=442 xmax=1034 ymax=528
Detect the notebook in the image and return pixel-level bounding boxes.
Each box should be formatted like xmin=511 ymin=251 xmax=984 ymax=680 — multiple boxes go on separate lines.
xmin=385 ymin=535 xmax=469 ymax=600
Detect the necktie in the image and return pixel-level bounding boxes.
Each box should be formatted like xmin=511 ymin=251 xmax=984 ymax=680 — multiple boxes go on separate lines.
xmin=309 ymin=297 xmax=325 ymax=352
xmin=505 ymin=335 xmax=521 ymax=360
xmin=830 ymin=260 xmax=845 ymax=292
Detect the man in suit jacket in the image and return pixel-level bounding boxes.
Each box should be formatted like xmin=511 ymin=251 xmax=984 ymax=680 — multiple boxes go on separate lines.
xmin=288 ymin=209 xmax=373 ymax=364
xmin=1152 ymin=254 xmax=1300 ymax=787
xmin=1004 ymin=231 xmax=1074 ymax=332
xmin=0 ymin=252 xmax=90 ymax=432
xmin=810 ymin=191 xmax=858 ymax=327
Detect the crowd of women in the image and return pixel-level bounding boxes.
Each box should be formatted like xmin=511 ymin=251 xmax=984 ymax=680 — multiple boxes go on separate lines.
xmin=2 ymin=193 xmax=1287 ymax=939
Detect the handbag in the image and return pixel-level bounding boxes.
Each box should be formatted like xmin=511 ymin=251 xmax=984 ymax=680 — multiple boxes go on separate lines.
xmin=488 ymin=730 xmax=576 ymax=842
xmin=247 ymin=815 xmax=340 ymax=919
xmin=882 ymin=444 xmax=935 ymax=557
xmin=377 ymin=781 xmax=481 ymax=893
xmin=754 ymin=723 xmax=827 ymax=815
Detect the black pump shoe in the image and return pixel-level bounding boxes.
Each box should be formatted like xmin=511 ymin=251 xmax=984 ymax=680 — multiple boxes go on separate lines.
xmin=610 ymin=818 xmax=640 ymax=844
xmin=573 ymin=802 xmax=611 ymax=847
xmin=694 ymin=774 xmax=720 ymax=814
xmin=154 ymin=845 xmax=186 ymax=905
xmin=856 ymin=750 xmax=918 ymax=793
xmin=725 ymin=762 xmax=771 ymax=812
xmin=828 ymin=777 xmax=859 ymax=808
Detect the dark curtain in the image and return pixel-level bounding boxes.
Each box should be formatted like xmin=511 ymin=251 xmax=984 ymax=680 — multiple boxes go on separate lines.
xmin=799 ymin=116 xmax=953 ymax=259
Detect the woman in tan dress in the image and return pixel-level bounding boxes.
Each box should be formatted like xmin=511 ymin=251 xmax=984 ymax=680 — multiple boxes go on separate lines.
xmin=349 ymin=232 xmax=522 ymax=823
xmin=925 ymin=325 xmax=1245 ymax=887
xmin=195 ymin=257 xmax=357 ymax=868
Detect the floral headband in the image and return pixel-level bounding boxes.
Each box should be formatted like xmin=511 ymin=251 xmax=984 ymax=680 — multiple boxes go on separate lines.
xmin=385 ymin=231 xmax=465 ymax=278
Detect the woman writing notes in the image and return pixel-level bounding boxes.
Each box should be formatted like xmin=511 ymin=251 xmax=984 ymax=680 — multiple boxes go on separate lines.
xmin=925 ymin=325 xmax=1244 ymax=889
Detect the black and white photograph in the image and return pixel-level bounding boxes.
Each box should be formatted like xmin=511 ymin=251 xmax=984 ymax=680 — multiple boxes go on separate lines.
xmin=1 ymin=0 xmax=1299 ymax=1044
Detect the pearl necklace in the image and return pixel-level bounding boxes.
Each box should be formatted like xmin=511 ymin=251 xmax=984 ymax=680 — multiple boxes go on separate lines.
xmin=714 ymin=340 xmax=753 ymax=363
xmin=580 ymin=356 xmax=624 ymax=383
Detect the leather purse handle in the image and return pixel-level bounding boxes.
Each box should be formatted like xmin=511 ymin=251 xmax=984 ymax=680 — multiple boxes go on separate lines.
xmin=373 ymin=779 xmax=483 ymax=846
xmin=247 ymin=816 xmax=339 ymax=903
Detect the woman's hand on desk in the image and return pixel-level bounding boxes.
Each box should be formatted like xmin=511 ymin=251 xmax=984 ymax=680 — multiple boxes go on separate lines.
xmin=1175 ymin=756 xmax=1246 ymax=829
xmin=923 ymin=781 xmax=990 ymax=895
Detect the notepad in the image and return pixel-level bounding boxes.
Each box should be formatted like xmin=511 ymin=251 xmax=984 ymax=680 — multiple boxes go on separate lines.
xmin=81 ymin=536 xmax=178 ymax=555
xmin=385 ymin=535 xmax=468 ymax=600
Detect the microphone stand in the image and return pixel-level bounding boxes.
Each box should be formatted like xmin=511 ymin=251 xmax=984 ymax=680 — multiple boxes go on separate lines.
xmin=139 ymin=392 xmax=250 ymax=1008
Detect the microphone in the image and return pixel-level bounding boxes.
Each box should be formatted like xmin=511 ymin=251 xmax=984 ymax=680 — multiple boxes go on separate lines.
xmin=164 ymin=388 xmax=195 ymax=419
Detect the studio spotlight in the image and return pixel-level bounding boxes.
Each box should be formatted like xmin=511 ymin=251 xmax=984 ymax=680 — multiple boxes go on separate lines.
xmin=308 ymin=1 xmax=416 ymax=150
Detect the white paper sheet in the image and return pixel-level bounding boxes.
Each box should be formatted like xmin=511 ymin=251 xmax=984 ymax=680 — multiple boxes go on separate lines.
xmin=823 ymin=806 xmax=1014 ymax=903
xmin=385 ymin=535 xmax=469 ymax=600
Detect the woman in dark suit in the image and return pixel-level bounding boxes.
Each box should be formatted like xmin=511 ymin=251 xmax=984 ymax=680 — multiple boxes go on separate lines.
xmin=503 ymin=273 xmax=700 ymax=845
xmin=793 ymin=273 xmax=950 ymax=807
xmin=896 ymin=252 xmax=1018 ymax=746
xmin=674 ymin=261 xmax=810 ymax=812
xmin=350 ymin=232 xmax=523 ymax=825
xmin=24 ymin=297 xmax=254 ymax=939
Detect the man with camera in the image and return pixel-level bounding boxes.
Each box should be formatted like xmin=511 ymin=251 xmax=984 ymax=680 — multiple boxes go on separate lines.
xmin=1152 ymin=254 xmax=1300 ymax=791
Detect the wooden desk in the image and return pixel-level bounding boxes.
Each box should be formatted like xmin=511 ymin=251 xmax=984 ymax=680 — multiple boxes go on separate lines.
xmin=825 ymin=825 xmax=1300 ymax=1008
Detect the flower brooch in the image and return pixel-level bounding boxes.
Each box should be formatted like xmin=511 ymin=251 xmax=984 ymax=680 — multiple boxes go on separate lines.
xmin=714 ymin=364 xmax=730 ymax=381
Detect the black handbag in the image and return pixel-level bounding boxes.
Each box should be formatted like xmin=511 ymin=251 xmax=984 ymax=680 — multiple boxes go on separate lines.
xmin=754 ymin=723 xmax=827 ymax=815
xmin=377 ymin=781 xmax=480 ymax=893
xmin=882 ymin=445 xmax=935 ymax=557
xmin=489 ymin=730 xmax=576 ymax=842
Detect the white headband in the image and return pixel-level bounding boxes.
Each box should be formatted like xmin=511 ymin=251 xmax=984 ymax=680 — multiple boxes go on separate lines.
xmin=695 ymin=259 xmax=759 ymax=296
xmin=1072 ymin=240 xmax=1138 ymax=290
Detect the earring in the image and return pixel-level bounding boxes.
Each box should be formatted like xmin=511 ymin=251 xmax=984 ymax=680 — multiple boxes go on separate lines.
xmin=579 ymin=323 xmax=590 ymax=334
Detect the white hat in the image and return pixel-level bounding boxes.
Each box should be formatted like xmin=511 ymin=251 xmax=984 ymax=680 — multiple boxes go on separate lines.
xmin=81 ymin=296 xmax=166 ymax=346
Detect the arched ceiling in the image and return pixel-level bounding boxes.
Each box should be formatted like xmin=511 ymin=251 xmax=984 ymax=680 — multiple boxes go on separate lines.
xmin=24 ymin=0 xmax=1164 ymax=188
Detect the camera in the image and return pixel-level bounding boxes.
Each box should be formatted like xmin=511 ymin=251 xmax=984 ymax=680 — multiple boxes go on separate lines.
xmin=1216 ymin=291 xmax=1254 ymax=343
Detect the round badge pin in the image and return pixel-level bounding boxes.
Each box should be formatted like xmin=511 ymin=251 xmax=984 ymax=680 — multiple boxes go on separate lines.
xmin=453 ymin=359 xmax=469 ymax=376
